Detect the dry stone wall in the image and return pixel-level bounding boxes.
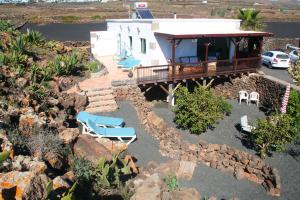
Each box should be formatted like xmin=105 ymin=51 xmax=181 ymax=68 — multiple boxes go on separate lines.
xmin=112 ymin=80 xmax=281 ymax=197
xmin=263 ymin=37 xmax=299 ymax=51
xmin=213 ymin=74 xmax=287 ymax=112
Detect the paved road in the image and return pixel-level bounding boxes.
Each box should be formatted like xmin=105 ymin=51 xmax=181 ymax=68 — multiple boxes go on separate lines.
xmin=21 ymin=21 xmax=300 ymax=41
xmin=260 ymin=64 xmax=295 ymax=84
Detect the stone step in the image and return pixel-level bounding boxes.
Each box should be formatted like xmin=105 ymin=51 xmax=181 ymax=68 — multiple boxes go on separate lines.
xmin=86 ymin=89 xmax=114 ymax=97
xmin=85 ymin=105 xmax=118 ymax=113
xmin=85 ymin=86 xmax=112 ymax=92
xmin=88 ymin=94 xmax=115 ymax=103
xmin=86 ymin=99 xmax=118 ymax=109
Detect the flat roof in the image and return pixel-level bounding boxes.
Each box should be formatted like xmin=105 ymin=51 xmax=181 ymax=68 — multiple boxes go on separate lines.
xmin=155 ymin=30 xmax=272 ymax=39
xmin=106 ymin=18 xmax=242 ymax=23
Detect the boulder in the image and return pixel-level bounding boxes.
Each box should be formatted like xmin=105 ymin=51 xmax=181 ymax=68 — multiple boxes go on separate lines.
xmin=58 ymin=128 xmax=80 ymax=144
xmin=62 ymin=171 xmax=75 ymax=183
xmin=16 ymin=78 xmax=28 ymax=88
xmin=176 ymin=161 xmax=196 ymax=180
xmin=95 ymin=137 xmax=128 ymax=154
xmin=74 ymin=93 xmax=87 ymax=112
xmin=146 ymin=111 xmax=167 ymax=131
xmin=19 ymin=111 xmax=46 ymax=132
xmin=73 ymin=134 xmax=112 ymax=165
xmin=0 ymin=171 xmax=48 ymax=200
xmin=130 ymin=173 xmax=162 ymax=200
xmin=52 ymin=176 xmax=70 ymax=190
xmin=165 ymin=188 xmax=201 ymax=200
xmin=234 ymin=167 xmax=245 ymax=180
xmin=11 ymin=155 xmax=47 ymax=174
xmin=44 ymin=152 xmax=64 ymax=170
xmin=47 ymin=97 xmax=59 ymax=106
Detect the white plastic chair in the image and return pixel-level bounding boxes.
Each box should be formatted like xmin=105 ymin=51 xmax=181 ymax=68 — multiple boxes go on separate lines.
xmin=239 ymin=90 xmax=249 ymax=104
xmin=240 ymin=115 xmax=255 ymax=133
xmin=249 ymin=92 xmax=259 ymax=107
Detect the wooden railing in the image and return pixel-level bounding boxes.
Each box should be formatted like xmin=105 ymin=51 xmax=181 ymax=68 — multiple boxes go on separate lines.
xmin=136 ymin=57 xmax=261 ymax=85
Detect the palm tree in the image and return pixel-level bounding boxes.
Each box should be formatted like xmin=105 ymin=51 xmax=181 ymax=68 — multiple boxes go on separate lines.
xmin=237 ymin=8 xmax=265 ymax=31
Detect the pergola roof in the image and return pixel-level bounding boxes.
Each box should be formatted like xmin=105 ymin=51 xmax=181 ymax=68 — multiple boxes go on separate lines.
xmin=155 ymin=30 xmax=273 ymax=39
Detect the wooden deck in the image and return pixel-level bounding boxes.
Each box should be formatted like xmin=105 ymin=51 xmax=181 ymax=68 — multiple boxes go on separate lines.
xmin=136 ymin=57 xmax=261 ymax=85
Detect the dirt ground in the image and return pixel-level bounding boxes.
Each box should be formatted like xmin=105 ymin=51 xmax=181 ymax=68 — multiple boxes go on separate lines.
xmin=1 ymin=0 xmax=300 ymax=25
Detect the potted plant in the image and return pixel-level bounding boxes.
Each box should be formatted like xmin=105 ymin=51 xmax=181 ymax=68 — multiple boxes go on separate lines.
xmin=128 ymin=69 xmax=133 ymax=78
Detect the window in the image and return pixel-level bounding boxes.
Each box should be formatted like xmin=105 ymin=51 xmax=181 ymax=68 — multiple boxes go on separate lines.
xmin=140 ymin=38 xmax=146 ymax=54
xmin=129 ymin=36 xmax=133 ymax=50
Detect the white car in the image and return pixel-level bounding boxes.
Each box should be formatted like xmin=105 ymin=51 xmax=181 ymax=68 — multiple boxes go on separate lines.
xmin=289 ymin=50 xmax=299 ymax=64
xmin=261 ymin=51 xmax=291 ymax=69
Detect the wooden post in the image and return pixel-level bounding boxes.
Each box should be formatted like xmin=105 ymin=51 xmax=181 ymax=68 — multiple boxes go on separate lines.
xmin=234 ymin=41 xmax=239 ymax=71
xmin=204 ymin=43 xmax=209 ymax=74
xmin=258 ymin=37 xmax=263 ymax=68
xmin=171 ymin=39 xmax=176 ymax=81
xmin=168 ymin=83 xmax=174 ymax=107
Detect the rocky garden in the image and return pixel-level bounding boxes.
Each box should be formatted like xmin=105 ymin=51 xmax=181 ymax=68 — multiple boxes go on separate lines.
xmin=1 ymin=18 xmax=300 ymax=200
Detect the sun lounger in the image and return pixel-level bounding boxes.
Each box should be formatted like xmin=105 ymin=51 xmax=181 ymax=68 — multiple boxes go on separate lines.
xmin=86 ymin=119 xmax=136 ymax=145
xmin=76 ymin=111 xmax=125 ymax=128
xmin=240 ymin=115 xmax=255 ymax=133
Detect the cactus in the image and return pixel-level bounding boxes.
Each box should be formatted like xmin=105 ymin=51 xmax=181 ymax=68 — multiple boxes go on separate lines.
xmin=94 ymin=154 xmax=133 ymax=189
xmin=0 ymin=151 xmax=10 ymax=166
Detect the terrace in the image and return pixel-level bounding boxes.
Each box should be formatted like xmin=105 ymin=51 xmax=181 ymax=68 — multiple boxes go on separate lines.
xmin=137 ymin=31 xmax=271 ymax=85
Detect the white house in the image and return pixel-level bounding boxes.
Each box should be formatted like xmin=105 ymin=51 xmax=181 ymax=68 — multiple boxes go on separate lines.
xmin=91 ymin=18 xmax=271 ymax=85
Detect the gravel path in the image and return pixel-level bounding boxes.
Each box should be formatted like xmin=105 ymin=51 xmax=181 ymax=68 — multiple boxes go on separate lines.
xmin=99 ymin=101 xmax=168 ymax=167
xmin=153 ymin=100 xmax=300 ymax=200
xmin=100 ymin=100 xmax=300 ymax=200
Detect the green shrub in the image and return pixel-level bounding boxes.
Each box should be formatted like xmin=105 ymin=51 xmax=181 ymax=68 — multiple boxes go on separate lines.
xmin=27 ymin=128 xmax=66 ymax=160
xmin=0 ymin=151 xmax=10 ymax=166
xmin=72 ymin=157 xmax=94 ymax=184
xmin=9 ymin=35 xmax=28 ymax=54
xmin=173 ymin=86 xmax=232 ymax=134
xmin=287 ymin=89 xmax=300 ymax=131
xmin=119 ymin=184 xmax=134 ymax=200
xmin=7 ymin=129 xmax=30 ymax=155
xmin=50 ymin=53 xmax=79 ymax=76
xmin=0 ymin=53 xmax=9 ymax=66
xmin=0 ymin=20 xmax=14 ymax=32
xmin=288 ymin=60 xmax=300 ymax=83
xmin=91 ymin=15 xmax=103 ymax=20
xmin=28 ymin=82 xmax=50 ymax=99
xmin=86 ymin=60 xmax=101 ymax=73
xmin=93 ymin=154 xmax=132 ymax=190
xmin=8 ymin=51 xmax=28 ymax=76
xmin=25 ymin=29 xmax=44 ymax=45
xmin=163 ymin=174 xmax=178 ymax=192
xmin=59 ymin=16 xmax=81 ymax=23
xmin=251 ymin=114 xmax=299 ymax=158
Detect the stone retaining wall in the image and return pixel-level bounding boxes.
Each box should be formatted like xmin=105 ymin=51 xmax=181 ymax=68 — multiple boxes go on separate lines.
xmin=263 ymin=37 xmax=299 ymax=51
xmin=112 ymin=82 xmax=281 ymax=197
xmin=213 ymin=74 xmax=288 ymax=112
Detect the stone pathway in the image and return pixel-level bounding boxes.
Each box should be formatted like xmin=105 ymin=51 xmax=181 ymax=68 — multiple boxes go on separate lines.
xmin=68 ymin=55 xmax=131 ymax=113
xmin=153 ymin=100 xmax=300 ymax=200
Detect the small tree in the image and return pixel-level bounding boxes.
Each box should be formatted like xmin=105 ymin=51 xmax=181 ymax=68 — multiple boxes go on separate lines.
xmin=251 ymin=114 xmax=299 ymax=158
xmin=288 ymin=60 xmax=300 ymax=84
xmin=173 ymin=86 xmax=232 ymax=134
xmin=287 ymin=89 xmax=300 ymax=132
xmin=237 ymin=8 xmax=265 ymax=31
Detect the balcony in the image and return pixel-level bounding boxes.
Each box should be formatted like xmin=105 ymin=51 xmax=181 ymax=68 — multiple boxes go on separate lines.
xmin=136 ymin=57 xmax=261 ymax=85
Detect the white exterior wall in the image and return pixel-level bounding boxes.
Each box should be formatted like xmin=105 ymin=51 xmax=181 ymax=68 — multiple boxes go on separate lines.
xmin=92 ymin=19 xmax=243 ymax=66
xmin=107 ymin=21 xmax=157 ymax=66
xmin=90 ymin=31 xmax=118 ymax=56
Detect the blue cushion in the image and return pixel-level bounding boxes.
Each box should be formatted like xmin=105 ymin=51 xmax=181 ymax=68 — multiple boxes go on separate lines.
xmin=76 ymin=111 xmax=124 ymax=127
xmin=87 ymin=119 xmax=136 ymax=137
